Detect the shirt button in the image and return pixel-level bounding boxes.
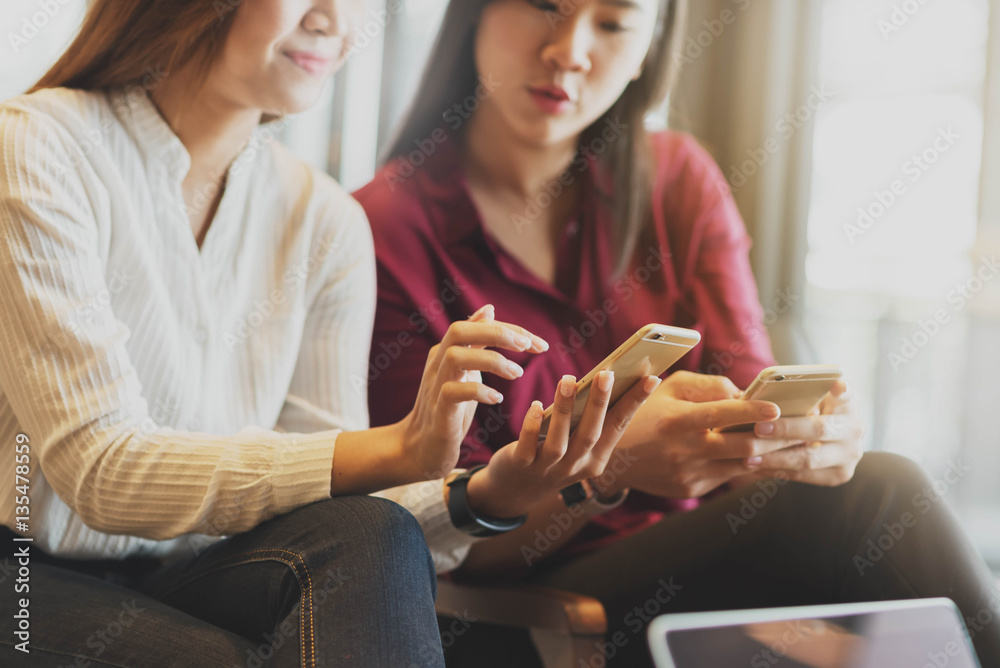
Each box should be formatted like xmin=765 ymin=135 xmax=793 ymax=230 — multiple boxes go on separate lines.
xmin=566 ymin=221 xmax=580 ymax=237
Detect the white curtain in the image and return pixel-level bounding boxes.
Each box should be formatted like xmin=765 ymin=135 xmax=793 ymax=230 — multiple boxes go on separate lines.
xmin=675 ymin=0 xmax=1000 ymax=565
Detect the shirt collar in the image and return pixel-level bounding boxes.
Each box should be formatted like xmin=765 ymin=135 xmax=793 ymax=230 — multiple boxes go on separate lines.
xmin=108 ymin=86 xmax=262 ymax=186
xmin=109 ymin=86 xmax=191 ymax=183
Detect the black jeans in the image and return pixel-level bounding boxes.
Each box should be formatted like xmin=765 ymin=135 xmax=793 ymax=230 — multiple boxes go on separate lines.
xmin=1 ymin=496 xmax=445 ymax=667
xmin=444 ymin=452 xmax=1000 ymax=668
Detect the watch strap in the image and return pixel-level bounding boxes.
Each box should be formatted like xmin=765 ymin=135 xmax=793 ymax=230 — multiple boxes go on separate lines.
xmin=446 ymin=465 xmax=528 ymax=537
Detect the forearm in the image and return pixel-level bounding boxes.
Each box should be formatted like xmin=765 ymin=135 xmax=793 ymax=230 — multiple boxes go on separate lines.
xmin=331 ymin=422 xmax=421 ymax=496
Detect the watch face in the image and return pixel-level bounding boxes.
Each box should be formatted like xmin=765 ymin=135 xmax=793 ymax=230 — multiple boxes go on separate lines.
xmin=560 ymin=481 xmax=590 ymax=507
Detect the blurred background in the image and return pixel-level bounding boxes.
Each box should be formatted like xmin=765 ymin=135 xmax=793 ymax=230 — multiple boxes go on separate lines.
xmin=3 ymin=0 xmax=999 ymax=566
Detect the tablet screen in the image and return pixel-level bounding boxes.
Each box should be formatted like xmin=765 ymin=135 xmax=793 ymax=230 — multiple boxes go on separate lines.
xmin=662 ymin=604 xmax=979 ymax=667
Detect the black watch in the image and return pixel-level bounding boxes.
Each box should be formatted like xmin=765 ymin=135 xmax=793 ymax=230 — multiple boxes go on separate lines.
xmin=446 ymin=465 xmax=528 ymax=537
xmin=560 ymin=480 xmax=592 ymax=507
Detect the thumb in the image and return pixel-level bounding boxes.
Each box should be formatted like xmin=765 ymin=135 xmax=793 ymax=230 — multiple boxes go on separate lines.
xmin=511 ymin=400 xmax=543 ymax=467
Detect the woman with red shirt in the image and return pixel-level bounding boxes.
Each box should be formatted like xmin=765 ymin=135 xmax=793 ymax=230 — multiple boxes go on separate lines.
xmin=355 ymin=0 xmax=1000 ymax=665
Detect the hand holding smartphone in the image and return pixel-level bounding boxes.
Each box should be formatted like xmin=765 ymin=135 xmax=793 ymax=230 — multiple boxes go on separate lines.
xmin=537 ymin=324 xmax=701 ymax=438
xmin=719 ymin=364 xmax=844 ymax=432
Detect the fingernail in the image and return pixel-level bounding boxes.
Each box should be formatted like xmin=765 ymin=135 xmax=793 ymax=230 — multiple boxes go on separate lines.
xmin=490 ymin=390 xmax=504 ymax=403
xmin=515 ymin=334 xmax=532 ymax=350
xmin=598 ymin=370 xmax=614 ymax=392
xmin=468 ymin=304 xmax=490 ymax=320
xmin=530 ymin=400 xmax=543 ymax=418
xmin=508 ymin=360 xmax=524 ymax=378
xmin=560 ymin=375 xmax=576 ymax=397
xmin=535 ymin=337 xmax=550 ymax=352
xmin=643 ymin=375 xmax=662 ymax=393
xmin=746 ymin=456 xmax=764 ymax=467
xmin=756 ymin=422 xmax=775 ymax=435
xmin=760 ymin=405 xmax=779 ymax=419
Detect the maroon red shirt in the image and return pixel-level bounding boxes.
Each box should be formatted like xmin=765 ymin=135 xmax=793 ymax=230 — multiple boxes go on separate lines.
xmin=353 ymin=130 xmax=776 ymax=558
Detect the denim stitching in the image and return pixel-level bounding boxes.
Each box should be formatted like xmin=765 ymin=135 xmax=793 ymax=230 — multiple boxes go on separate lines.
xmin=153 ymin=548 xmax=315 ymax=668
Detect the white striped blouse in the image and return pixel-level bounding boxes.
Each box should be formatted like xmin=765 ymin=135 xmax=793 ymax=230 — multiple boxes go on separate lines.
xmin=0 ymin=86 xmax=475 ymax=572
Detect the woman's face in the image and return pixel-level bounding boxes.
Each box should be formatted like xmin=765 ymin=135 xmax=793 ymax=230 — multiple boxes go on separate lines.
xmin=474 ymin=0 xmax=660 ymax=148
xmin=212 ymin=0 xmax=365 ymax=115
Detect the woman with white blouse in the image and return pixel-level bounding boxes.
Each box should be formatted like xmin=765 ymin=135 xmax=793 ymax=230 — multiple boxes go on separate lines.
xmin=0 ymin=1 xmax=658 ymax=665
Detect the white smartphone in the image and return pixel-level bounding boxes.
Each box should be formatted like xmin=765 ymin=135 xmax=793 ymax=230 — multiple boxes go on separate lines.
xmin=537 ymin=324 xmax=701 ymax=438
xmin=719 ymin=364 xmax=844 ymax=432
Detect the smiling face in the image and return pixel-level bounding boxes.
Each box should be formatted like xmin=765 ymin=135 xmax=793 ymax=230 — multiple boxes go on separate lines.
xmin=474 ymin=0 xmax=660 ymax=147
xmin=207 ymin=0 xmax=365 ymax=115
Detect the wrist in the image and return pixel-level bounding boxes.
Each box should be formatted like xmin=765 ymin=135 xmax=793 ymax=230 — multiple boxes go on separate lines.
xmin=330 ymin=422 xmax=423 ymax=496
xmin=589 ymin=463 xmax=630 ymax=500
xmin=386 ymin=419 xmax=421 ymax=483
xmin=392 ymin=415 xmax=454 ymax=484
xmin=465 ymin=466 xmax=528 ymax=519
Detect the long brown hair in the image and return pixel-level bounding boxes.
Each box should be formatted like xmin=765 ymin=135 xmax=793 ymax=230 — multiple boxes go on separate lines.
xmin=29 ymin=0 xmax=238 ymax=95
xmin=384 ymin=0 xmax=688 ymax=278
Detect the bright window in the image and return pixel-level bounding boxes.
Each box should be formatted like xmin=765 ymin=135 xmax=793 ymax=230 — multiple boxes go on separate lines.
xmin=806 ymin=0 xmax=1000 ymax=563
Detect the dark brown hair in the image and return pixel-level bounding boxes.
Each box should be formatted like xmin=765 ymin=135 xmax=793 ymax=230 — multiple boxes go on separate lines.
xmin=29 ymin=0 xmax=238 ymax=95
xmin=384 ymin=0 xmax=688 ymax=277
